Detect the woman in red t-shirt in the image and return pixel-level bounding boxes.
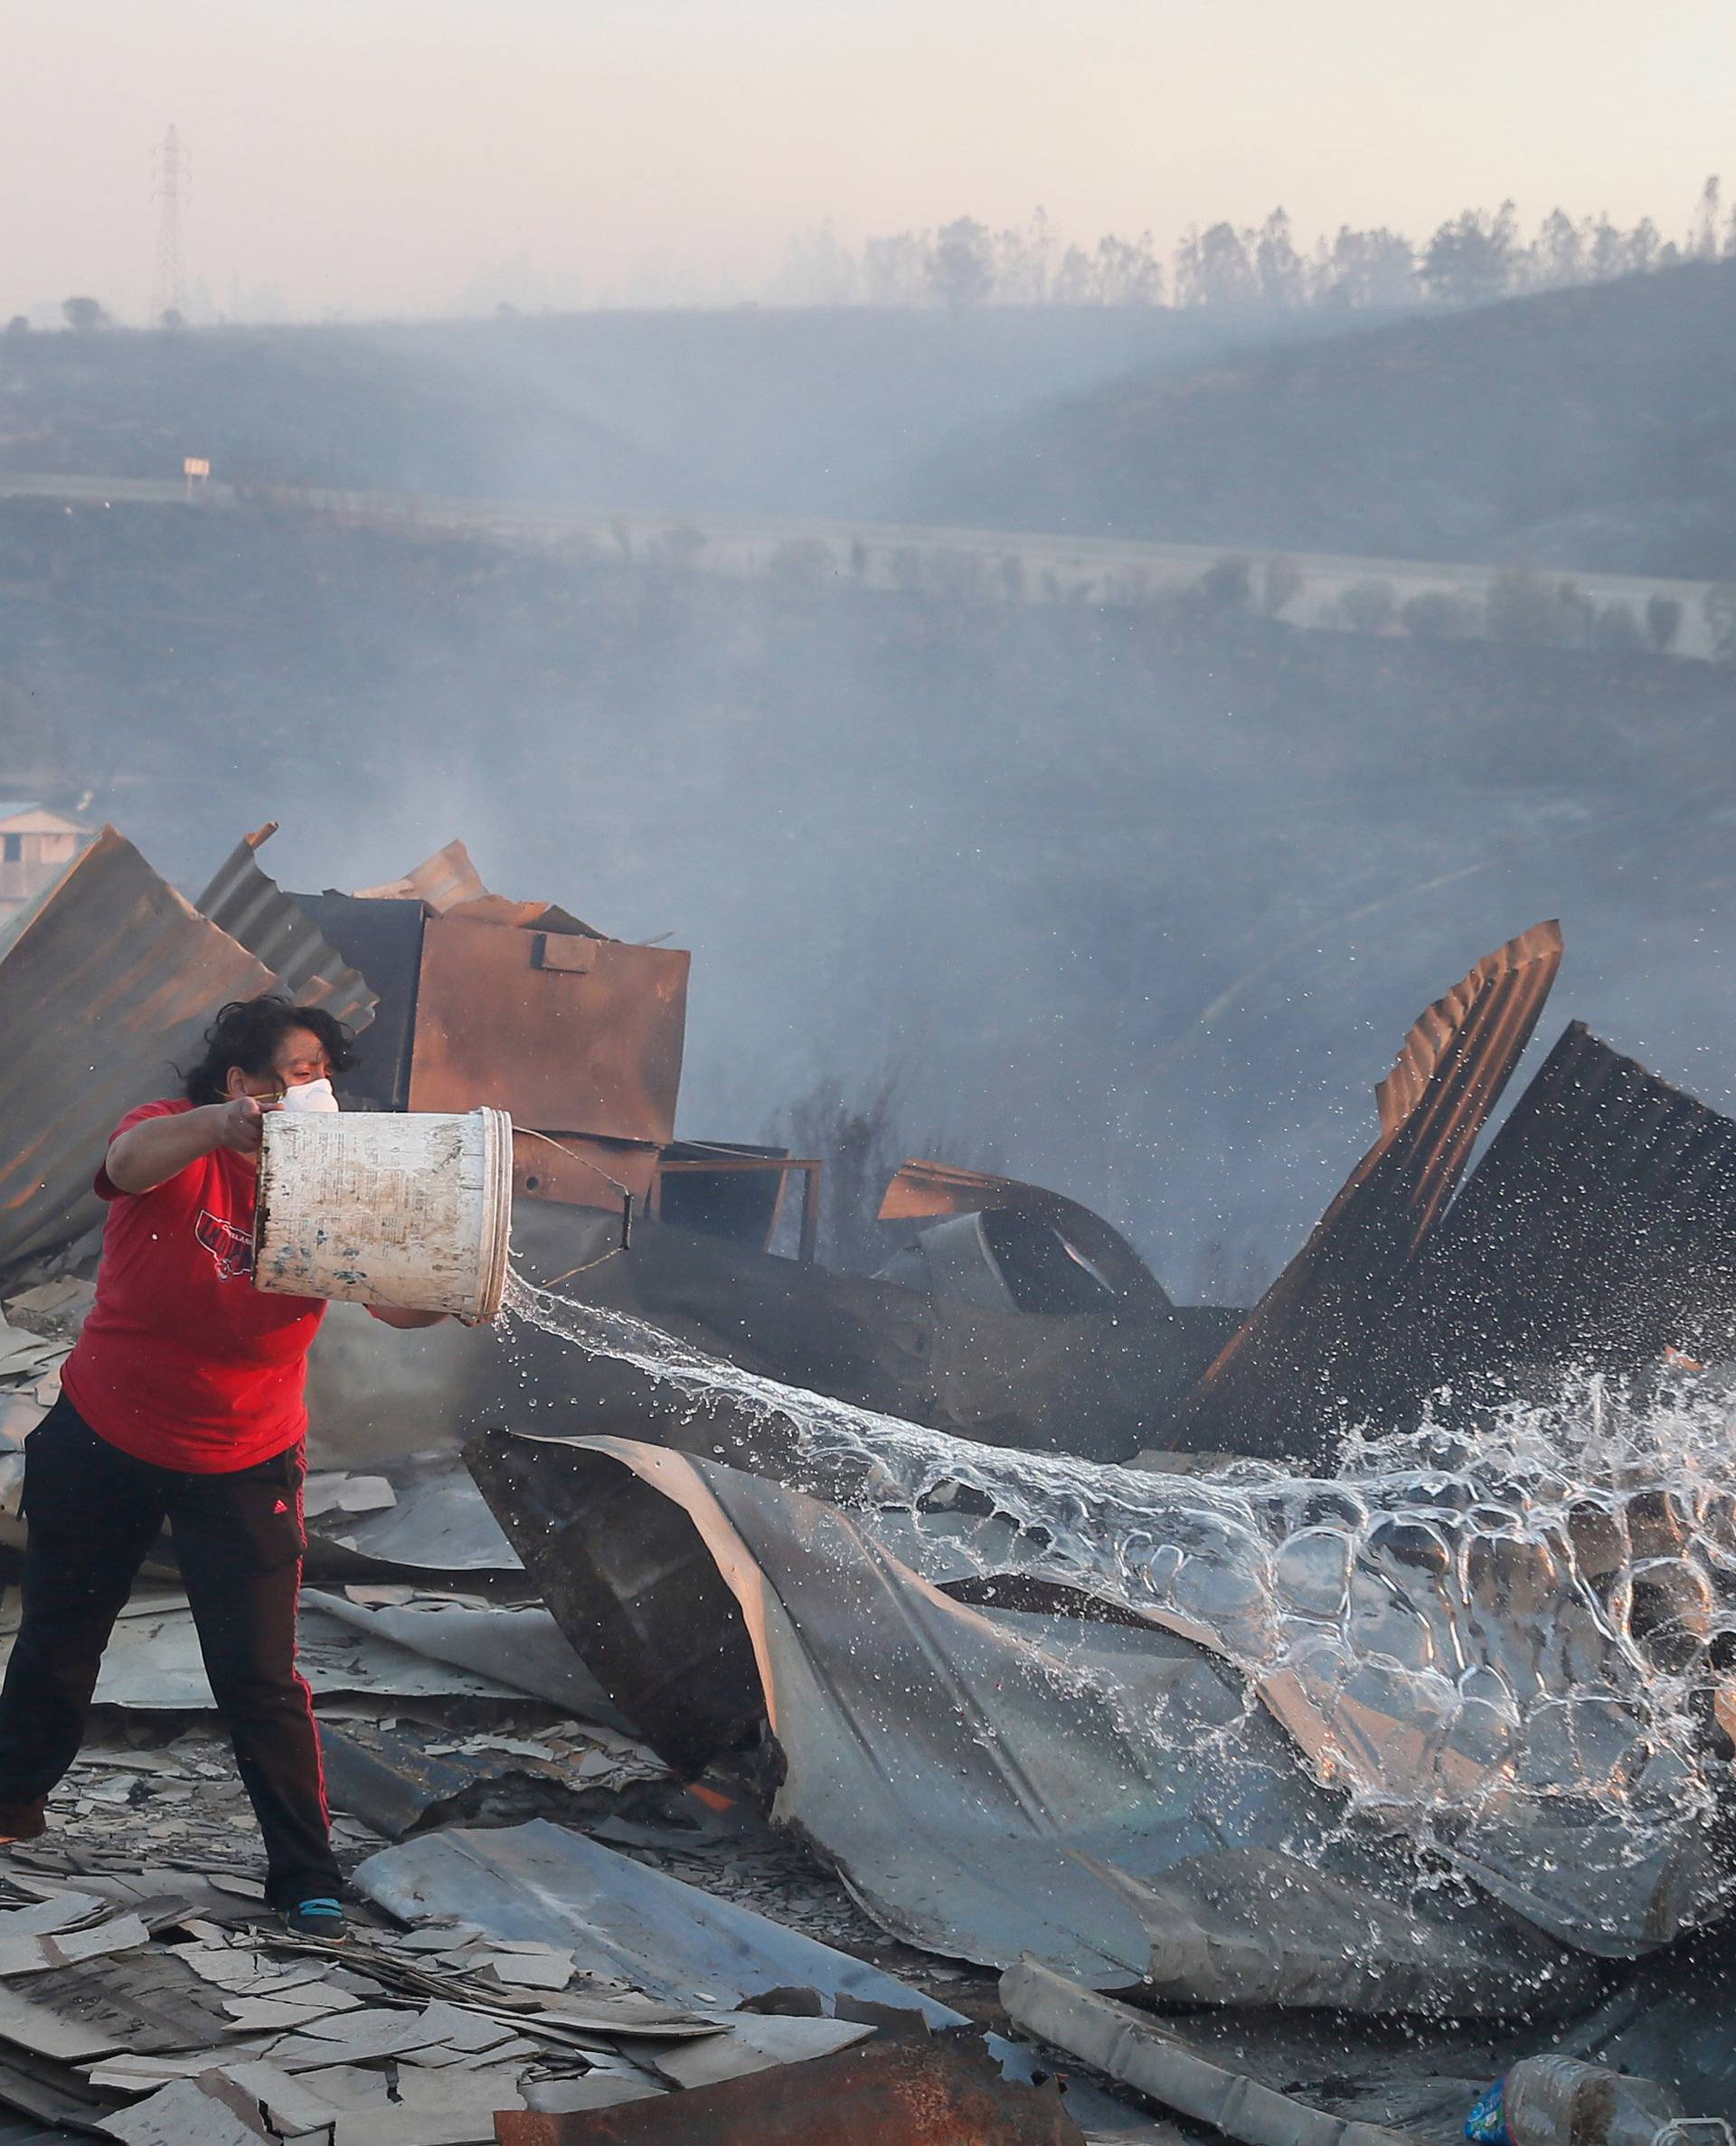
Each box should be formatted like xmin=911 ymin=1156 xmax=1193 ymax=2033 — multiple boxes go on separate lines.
xmin=0 ymin=995 xmax=444 ymax=1941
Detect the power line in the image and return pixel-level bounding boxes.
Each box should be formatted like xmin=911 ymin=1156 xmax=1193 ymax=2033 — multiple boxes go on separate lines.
xmin=149 ymin=126 xmax=188 ymax=327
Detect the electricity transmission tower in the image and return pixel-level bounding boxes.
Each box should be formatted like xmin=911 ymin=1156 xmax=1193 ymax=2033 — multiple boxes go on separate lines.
xmin=149 ymin=126 xmax=188 ymax=326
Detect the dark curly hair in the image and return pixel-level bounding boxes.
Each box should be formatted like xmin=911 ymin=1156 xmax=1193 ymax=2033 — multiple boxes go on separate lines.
xmin=181 ymin=996 xmax=356 ymax=1108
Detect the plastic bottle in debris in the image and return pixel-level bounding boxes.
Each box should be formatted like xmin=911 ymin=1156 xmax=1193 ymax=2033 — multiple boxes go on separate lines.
xmin=1465 ymin=2056 xmax=1684 ymax=2146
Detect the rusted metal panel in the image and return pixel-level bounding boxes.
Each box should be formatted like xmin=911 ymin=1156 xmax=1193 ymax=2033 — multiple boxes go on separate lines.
xmin=495 ymin=2032 xmax=1086 ymax=2146
xmin=194 ymin=823 xmax=377 ymax=1030
xmin=0 ymin=828 xmax=281 ymax=1283
xmin=1167 ymin=921 xmax=1562 ymax=1463
xmin=1360 ymin=917 xmax=1566 ymax=1239
xmin=352 ymin=836 xmax=486 ymax=911
xmin=408 ymin=913 xmax=688 ymax=1144
xmin=879 ymin=1160 xmax=1171 ymax=1309
xmin=513 ymin=1130 xmax=659 ymax=1212
xmin=1390 ymin=1020 xmax=1736 ymax=1390
xmin=532 ymin=928 xmax=599 ymax=970
xmin=450 ymin=896 xmax=603 ymax=938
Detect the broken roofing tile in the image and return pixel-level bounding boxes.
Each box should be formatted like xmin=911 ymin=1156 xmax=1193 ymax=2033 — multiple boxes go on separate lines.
xmin=95 ymin=2074 xmax=275 ymax=2146
xmin=303 ymin=1473 xmax=398 ymax=1521
xmin=0 ymin=1913 xmax=152 ymax=1978
xmin=353 ymin=1820 xmax=964 ymax=2028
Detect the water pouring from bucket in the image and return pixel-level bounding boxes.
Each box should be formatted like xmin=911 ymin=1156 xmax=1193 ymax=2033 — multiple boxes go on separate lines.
xmin=251 ymin=1106 xmax=513 ymax=1322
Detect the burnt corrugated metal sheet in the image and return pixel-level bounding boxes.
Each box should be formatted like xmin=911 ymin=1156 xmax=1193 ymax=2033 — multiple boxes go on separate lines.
xmin=495 ymin=2035 xmax=1084 ymax=2146
xmin=194 ymin=823 xmax=377 ymax=1031
xmin=442 ymin=893 xmax=603 ymax=936
xmin=352 ymin=837 xmax=486 ymax=912
xmin=879 ymin=1159 xmax=1171 ymax=1310
xmin=0 ymin=828 xmax=281 ymax=1285
xmin=1166 ymin=922 xmax=1562 ymax=1463
xmin=1310 ymin=918 xmax=1565 ymax=1252
xmin=1389 ymin=1020 xmax=1736 ymax=1390
xmin=461 ymin=1431 xmax=1292 ymax=1985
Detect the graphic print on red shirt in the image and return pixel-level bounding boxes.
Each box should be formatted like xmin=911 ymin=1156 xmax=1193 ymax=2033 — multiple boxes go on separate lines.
xmin=194 ymin=1210 xmax=257 ymax=1282
xmin=61 ymin=1100 xmax=325 ymax=1473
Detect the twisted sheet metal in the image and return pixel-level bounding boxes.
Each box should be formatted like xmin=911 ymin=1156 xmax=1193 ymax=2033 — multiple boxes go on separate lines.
xmin=195 ymin=824 xmax=376 ymax=1031
xmin=879 ymin=1158 xmax=1171 ymax=1310
xmin=352 ymin=837 xmax=487 ymax=913
xmin=467 ymin=1423 xmax=1654 ymax=1969
xmin=0 ymin=828 xmax=280 ymax=1284
xmin=1399 ymin=1019 xmax=1736 ymax=1382
xmin=1167 ymin=921 xmax=1563 ymax=1462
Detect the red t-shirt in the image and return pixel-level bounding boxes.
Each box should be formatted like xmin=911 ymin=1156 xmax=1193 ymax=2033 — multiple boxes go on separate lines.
xmin=61 ymin=1100 xmax=325 ymax=1473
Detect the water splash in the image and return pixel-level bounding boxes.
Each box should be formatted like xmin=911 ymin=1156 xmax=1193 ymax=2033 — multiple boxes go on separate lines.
xmin=502 ymin=1267 xmax=1736 ymax=1951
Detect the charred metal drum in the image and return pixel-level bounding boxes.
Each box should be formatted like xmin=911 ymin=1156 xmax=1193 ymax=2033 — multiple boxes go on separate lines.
xmin=253 ymin=1107 xmax=513 ymax=1321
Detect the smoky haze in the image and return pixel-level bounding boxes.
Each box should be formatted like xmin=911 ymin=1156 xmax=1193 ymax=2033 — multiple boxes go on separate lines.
xmin=2 ymin=0 xmax=1731 ymax=321
xmin=5 ymin=7 xmax=1736 ymax=1296
xmin=5 ymin=269 xmax=1734 ymax=1296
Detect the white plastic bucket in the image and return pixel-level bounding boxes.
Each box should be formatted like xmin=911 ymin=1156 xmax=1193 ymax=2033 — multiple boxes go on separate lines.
xmin=253 ymin=1107 xmax=513 ymax=1320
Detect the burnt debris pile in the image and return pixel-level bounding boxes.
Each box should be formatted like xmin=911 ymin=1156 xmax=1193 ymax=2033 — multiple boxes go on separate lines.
xmin=0 ymin=822 xmax=1731 ymax=2141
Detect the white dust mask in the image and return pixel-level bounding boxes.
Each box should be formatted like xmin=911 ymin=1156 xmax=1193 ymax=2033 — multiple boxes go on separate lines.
xmin=278 ymin=1077 xmax=340 ymax=1115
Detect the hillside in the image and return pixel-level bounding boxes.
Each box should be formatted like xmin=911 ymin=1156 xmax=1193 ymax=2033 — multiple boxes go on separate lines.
xmin=0 ymin=305 xmax=1371 ymax=521
xmin=907 ymin=260 xmax=1736 ymax=580
xmin=0 ymin=325 xmax=675 ymax=506
xmin=5 ymin=494 xmax=1735 ymax=1289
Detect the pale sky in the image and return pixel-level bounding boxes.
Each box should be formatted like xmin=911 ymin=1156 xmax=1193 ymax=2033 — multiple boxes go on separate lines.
xmin=5 ymin=0 xmax=1731 ymax=321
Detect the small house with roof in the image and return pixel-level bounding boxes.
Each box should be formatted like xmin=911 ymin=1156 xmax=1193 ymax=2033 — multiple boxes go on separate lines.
xmin=0 ymin=803 xmax=90 ymax=917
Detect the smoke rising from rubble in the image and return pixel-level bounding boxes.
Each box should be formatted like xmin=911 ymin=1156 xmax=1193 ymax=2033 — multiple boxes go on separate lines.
xmin=203 ymin=583 xmax=1736 ymax=1299
xmin=101 ymin=590 xmax=1736 ymax=1294
xmin=12 ymin=281 xmax=1736 ymax=1293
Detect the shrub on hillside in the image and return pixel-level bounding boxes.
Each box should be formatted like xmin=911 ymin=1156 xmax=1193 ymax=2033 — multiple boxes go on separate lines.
xmin=1591 ymin=602 xmax=1644 ymax=653
xmin=1646 ymin=595 xmax=1683 ymax=653
xmin=1704 ymin=584 xmax=1736 ymax=662
xmin=769 ymin=536 xmax=835 ymax=586
xmin=1259 ymin=555 xmax=1304 ymax=617
xmin=1486 ymin=569 xmax=1567 ymax=644
xmin=1400 ymin=589 xmax=1477 ymax=639
xmin=1193 ymin=554 xmax=1254 ymax=613
xmin=649 ymin=525 xmax=707 ymax=570
xmin=1335 ymin=580 xmax=1397 ymax=634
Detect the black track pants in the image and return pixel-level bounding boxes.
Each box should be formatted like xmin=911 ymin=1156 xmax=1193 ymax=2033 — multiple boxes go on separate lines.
xmin=0 ymin=1397 xmax=338 ymax=1909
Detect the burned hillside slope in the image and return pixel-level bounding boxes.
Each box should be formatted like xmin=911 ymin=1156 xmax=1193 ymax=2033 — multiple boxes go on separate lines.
xmin=910 ymin=256 xmax=1736 ymax=579
xmin=0 ymin=302 xmax=1351 ymax=518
